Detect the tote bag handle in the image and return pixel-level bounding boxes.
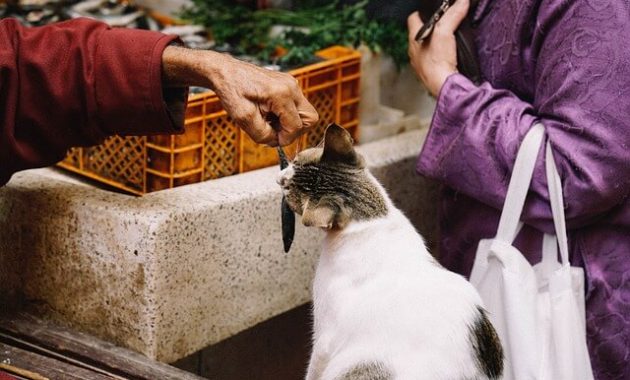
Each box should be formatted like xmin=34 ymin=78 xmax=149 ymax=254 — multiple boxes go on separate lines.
xmin=545 ymin=143 xmax=570 ymax=265
xmin=495 ymin=124 xmax=545 ymax=243
xmin=493 ymin=124 xmax=568 ymax=257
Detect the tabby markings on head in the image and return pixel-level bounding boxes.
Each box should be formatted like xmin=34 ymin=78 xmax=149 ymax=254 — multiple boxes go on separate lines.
xmin=278 ymin=124 xmax=387 ymax=230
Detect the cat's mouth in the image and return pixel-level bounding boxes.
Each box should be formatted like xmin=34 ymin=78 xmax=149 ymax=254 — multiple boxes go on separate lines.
xmin=276 ymin=166 xmax=294 ymax=191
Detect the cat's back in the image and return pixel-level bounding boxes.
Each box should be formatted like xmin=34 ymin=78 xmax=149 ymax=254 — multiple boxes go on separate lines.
xmin=319 ymin=206 xmax=480 ymax=301
xmin=313 ymin=209 xmax=502 ymax=379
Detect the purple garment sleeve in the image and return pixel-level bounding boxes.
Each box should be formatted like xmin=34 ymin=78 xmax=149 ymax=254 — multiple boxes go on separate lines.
xmin=417 ymin=68 xmax=630 ymax=232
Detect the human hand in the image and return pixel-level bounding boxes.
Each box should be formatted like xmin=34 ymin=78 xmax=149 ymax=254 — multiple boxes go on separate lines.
xmin=162 ymin=46 xmax=319 ymax=146
xmin=407 ymin=0 xmax=470 ymax=97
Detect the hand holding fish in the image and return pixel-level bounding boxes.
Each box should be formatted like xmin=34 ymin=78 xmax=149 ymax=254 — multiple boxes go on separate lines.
xmin=162 ymin=46 xmax=319 ymax=147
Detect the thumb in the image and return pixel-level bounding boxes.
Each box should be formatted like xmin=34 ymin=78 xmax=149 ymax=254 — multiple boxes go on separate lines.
xmin=407 ymin=11 xmax=424 ymax=41
xmin=437 ymin=0 xmax=470 ymax=34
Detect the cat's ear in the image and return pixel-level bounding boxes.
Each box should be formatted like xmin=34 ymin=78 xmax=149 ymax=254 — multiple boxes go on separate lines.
xmin=321 ymin=124 xmax=364 ymax=167
xmin=301 ymin=196 xmax=350 ymax=229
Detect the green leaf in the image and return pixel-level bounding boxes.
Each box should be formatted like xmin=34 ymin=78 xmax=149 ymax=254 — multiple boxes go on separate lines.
xmin=179 ymin=0 xmax=409 ymax=69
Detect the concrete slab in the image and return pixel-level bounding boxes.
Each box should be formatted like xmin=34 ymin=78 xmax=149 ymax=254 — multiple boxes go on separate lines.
xmin=0 ymin=129 xmax=439 ymax=362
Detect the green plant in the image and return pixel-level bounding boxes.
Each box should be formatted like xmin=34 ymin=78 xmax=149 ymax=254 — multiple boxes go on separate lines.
xmin=180 ymin=0 xmax=409 ymax=68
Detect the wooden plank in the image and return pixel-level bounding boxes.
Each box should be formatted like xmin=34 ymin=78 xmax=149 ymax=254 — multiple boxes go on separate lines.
xmin=0 ymin=334 xmax=126 ymax=379
xmin=0 ymin=342 xmax=113 ymax=380
xmin=1 ymin=364 xmax=49 ymax=380
xmin=0 ymin=313 xmax=205 ymax=380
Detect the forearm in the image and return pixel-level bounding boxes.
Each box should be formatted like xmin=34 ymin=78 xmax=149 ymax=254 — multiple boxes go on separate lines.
xmin=412 ymin=0 xmax=630 ymax=231
xmin=418 ymin=74 xmax=539 ymax=214
xmin=418 ymin=74 xmax=630 ymax=231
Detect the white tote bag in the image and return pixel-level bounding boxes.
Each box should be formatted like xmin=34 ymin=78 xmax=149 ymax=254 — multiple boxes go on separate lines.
xmin=469 ymin=124 xmax=593 ymax=380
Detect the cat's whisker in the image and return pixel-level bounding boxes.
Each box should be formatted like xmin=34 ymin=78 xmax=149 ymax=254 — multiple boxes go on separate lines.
xmin=294 ymin=136 xmax=303 ymax=161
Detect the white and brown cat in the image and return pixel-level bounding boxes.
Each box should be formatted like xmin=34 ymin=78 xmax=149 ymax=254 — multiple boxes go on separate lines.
xmin=277 ymin=124 xmax=503 ymax=380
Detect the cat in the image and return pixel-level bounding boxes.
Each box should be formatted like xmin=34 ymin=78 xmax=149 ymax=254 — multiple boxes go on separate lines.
xmin=277 ymin=124 xmax=504 ymax=380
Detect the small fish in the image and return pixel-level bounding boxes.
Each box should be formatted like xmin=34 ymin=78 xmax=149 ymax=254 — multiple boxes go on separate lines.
xmin=277 ymin=145 xmax=295 ymax=253
xmin=267 ymin=112 xmax=296 ymax=254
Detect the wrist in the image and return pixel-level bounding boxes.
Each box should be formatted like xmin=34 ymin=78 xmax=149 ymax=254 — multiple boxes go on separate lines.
xmin=427 ymin=67 xmax=457 ymax=97
xmin=198 ymin=50 xmax=232 ymax=92
xmin=162 ymin=46 xmax=223 ymax=90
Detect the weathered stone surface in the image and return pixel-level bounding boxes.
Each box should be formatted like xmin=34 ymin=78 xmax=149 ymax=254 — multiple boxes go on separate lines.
xmin=0 ymin=129 xmax=439 ymax=362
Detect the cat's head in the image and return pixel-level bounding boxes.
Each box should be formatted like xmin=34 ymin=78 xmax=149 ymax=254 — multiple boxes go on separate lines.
xmin=277 ymin=124 xmax=388 ymax=230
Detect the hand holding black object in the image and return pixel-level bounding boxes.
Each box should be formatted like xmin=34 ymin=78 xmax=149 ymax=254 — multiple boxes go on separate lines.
xmin=364 ymin=0 xmax=481 ymax=84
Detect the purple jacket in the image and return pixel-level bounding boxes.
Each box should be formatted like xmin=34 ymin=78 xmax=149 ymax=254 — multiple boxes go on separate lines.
xmin=416 ymin=0 xmax=630 ymax=379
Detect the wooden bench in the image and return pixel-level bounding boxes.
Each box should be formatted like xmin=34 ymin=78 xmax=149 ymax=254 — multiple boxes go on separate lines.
xmin=0 ymin=313 xmax=204 ymax=380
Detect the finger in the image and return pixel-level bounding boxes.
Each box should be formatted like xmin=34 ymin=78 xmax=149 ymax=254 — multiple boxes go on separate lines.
xmin=255 ymin=124 xmax=279 ymax=146
xmin=407 ymin=11 xmax=424 ymax=41
xmin=236 ymin=104 xmax=279 ymax=146
xmin=436 ymin=0 xmax=470 ymax=34
xmin=271 ymin=101 xmax=303 ymax=146
xmin=295 ymin=96 xmax=319 ymax=130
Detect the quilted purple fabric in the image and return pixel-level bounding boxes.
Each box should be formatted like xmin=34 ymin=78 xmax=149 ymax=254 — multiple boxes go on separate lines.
xmin=416 ymin=0 xmax=630 ymax=378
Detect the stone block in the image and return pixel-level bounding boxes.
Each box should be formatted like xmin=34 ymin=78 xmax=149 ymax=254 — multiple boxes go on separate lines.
xmin=0 ymin=129 xmax=439 ymax=362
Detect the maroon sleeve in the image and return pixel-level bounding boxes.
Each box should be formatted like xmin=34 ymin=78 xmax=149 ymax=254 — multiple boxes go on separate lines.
xmin=0 ymin=18 xmax=186 ymax=186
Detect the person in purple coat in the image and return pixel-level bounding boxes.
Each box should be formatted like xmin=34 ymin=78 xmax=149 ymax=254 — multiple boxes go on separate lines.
xmin=407 ymin=0 xmax=629 ymax=378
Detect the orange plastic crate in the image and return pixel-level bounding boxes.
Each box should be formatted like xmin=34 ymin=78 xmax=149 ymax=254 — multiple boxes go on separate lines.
xmin=58 ymin=46 xmax=361 ymax=195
